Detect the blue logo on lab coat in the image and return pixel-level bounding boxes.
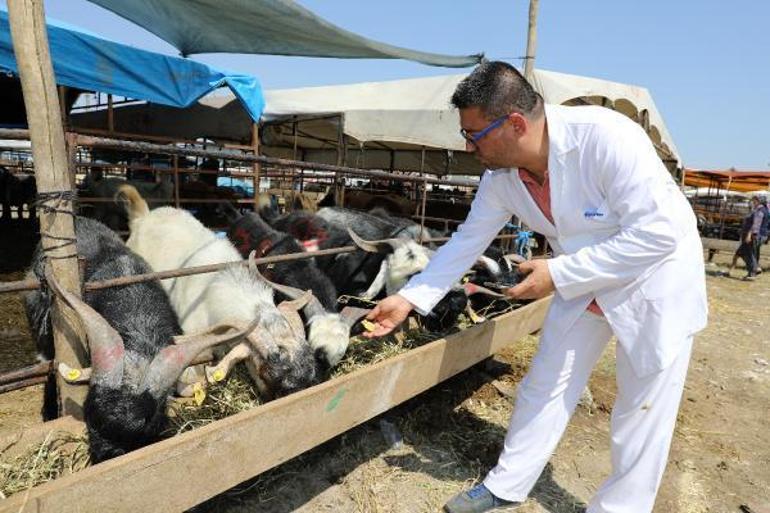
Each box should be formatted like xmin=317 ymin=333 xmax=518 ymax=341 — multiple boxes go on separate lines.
xmin=584 ymin=208 xmax=605 ymax=218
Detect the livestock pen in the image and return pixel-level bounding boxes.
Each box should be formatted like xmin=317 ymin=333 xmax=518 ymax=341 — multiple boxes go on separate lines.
xmin=0 ymin=124 xmax=550 ymax=511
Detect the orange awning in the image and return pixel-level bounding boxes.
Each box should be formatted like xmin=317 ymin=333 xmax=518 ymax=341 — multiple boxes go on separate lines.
xmin=683 ymin=169 xmax=770 ymax=193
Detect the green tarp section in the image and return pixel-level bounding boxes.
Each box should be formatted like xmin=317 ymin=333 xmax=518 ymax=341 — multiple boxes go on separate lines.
xmin=86 ymin=0 xmax=483 ymax=68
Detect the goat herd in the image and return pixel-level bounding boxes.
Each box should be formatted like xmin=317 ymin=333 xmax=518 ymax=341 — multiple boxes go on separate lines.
xmin=20 ymin=183 xmax=523 ymax=464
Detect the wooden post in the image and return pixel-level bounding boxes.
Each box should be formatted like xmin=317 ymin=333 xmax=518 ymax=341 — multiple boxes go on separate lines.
xmin=251 ymin=122 xmax=260 ymax=211
xmin=8 ymin=0 xmax=87 ymax=417
xmin=419 ymin=178 xmax=428 ymax=241
xmin=57 ymin=85 xmax=67 ymax=128
xmin=524 ymin=0 xmax=539 ymax=81
xmin=173 ymin=155 xmax=180 ymax=208
xmin=107 ymin=94 xmax=114 ymax=133
xmin=65 ymin=132 xmax=78 ymax=190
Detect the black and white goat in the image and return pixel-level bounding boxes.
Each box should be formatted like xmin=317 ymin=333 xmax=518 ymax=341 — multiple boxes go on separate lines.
xmin=223 ymin=207 xmax=356 ymax=368
xmin=24 ymin=217 xmax=241 ymax=462
xmin=273 ymin=208 xmax=465 ymax=331
xmin=119 ymin=185 xmax=319 ymax=396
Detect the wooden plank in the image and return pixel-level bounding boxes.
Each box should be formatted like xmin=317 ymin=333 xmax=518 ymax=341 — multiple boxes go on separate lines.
xmin=7 ymin=0 xmax=87 ymax=417
xmin=0 ymin=297 xmax=551 ymax=513
xmin=0 ymin=416 xmax=84 ymax=460
xmin=701 ymin=237 xmax=739 ymax=252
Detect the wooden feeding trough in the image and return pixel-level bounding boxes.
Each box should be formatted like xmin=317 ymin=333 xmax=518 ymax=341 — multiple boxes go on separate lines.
xmin=0 ymin=296 xmax=550 ymax=512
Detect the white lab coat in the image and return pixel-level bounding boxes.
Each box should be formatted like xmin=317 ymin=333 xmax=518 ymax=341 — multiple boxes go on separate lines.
xmin=399 ymin=104 xmax=708 ymax=377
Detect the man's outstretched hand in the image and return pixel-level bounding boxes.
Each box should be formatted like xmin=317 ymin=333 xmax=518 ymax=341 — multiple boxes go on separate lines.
xmin=505 ymin=259 xmax=555 ymax=299
xmin=362 ymin=294 xmax=414 ymax=338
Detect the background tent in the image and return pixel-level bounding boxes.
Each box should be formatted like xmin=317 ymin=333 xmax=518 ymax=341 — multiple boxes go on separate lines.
xmin=70 ymin=69 xmax=680 ymax=176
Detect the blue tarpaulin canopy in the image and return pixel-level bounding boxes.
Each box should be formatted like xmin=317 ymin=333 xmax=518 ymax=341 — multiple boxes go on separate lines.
xmin=0 ymin=8 xmax=264 ymax=121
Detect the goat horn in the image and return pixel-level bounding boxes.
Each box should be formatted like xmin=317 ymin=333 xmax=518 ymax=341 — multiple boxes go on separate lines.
xmin=140 ymin=312 xmax=261 ymax=398
xmin=278 ymin=294 xmax=311 ymax=340
xmin=339 ymin=306 xmax=372 ymax=328
xmin=347 ymin=228 xmax=398 ymax=254
xmin=44 ymin=264 xmax=125 ymax=388
xmin=203 ymin=341 xmax=253 ymax=385
xmin=172 ymin=318 xmax=258 ymax=344
xmin=248 ymin=251 xmax=326 ymax=319
xmin=462 ymin=282 xmax=506 ymax=298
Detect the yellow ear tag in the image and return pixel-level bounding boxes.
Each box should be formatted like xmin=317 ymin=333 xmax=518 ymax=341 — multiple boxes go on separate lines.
xmin=211 ymin=369 xmax=226 ymax=382
xmin=193 ymin=382 xmax=206 ymax=406
xmin=462 ymin=276 xmax=470 ymax=284
xmin=66 ymin=368 xmax=81 ymax=381
xmin=361 ymin=320 xmax=376 ymax=332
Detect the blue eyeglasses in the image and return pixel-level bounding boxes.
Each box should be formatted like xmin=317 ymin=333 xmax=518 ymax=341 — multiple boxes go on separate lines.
xmin=460 ymin=114 xmax=510 ymax=146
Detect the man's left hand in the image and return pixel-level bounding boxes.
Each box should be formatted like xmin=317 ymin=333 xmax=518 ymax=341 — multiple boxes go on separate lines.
xmin=505 ymin=259 xmax=555 ymax=299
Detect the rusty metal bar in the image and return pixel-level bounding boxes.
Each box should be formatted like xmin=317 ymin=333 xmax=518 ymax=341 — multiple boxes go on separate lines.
xmin=0 ymin=353 xmax=216 ymax=394
xmin=0 ymin=376 xmax=48 ymax=394
xmin=0 ymin=361 xmax=51 ymax=386
xmin=0 ymin=233 xmax=520 ymax=295
xmin=0 ymin=129 xmax=478 ymax=188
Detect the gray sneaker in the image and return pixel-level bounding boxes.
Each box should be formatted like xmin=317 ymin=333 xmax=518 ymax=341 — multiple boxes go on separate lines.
xmin=444 ymin=483 xmax=519 ymax=512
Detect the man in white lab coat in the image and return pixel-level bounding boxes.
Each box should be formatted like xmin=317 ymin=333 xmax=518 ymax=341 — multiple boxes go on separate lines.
xmin=364 ymin=61 xmax=708 ymax=513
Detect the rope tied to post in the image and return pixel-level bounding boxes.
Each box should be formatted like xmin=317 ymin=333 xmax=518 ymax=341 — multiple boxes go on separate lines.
xmin=35 ymin=190 xmax=78 ymax=259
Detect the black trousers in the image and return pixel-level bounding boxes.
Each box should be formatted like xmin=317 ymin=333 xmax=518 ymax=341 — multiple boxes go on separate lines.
xmin=738 ymin=240 xmax=758 ymax=275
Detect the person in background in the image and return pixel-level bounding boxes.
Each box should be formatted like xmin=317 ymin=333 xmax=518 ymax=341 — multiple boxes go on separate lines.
xmin=753 ymin=196 xmax=769 ymax=272
xmin=363 ymin=61 xmax=707 ymax=513
xmin=729 ymin=195 xmax=763 ymax=280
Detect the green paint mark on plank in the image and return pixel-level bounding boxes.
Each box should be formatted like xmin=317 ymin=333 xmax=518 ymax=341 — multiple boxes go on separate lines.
xmin=325 ymin=388 xmax=348 ymax=412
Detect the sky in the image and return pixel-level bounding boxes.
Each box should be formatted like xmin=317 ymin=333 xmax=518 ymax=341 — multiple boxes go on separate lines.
xmin=2 ymin=0 xmax=768 ymax=170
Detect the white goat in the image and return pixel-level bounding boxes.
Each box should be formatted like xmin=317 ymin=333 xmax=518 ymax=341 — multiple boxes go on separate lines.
xmin=119 ymin=185 xmax=318 ymax=398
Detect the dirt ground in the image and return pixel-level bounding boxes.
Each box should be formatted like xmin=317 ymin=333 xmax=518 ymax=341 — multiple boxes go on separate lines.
xmin=1 ymin=252 xmax=769 ymax=512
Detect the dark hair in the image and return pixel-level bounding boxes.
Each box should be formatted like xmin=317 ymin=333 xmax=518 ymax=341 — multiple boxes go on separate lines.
xmin=451 ymin=60 xmax=543 ymax=119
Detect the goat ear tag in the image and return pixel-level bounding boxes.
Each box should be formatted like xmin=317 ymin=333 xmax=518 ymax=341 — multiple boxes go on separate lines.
xmin=361 ymin=320 xmax=376 ymax=332
xmin=66 ymin=368 xmax=82 ymax=381
xmin=193 ymin=382 xmax=206 ymax=406
xmin=211 ymin=369 xmax=226 ymax=382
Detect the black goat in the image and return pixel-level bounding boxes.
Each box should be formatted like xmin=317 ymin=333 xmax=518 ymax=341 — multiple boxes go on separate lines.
xmin=1 ymin=166 xmax=36 ymax=222
xmin=24 ymin=217 xmax=237 ymax=462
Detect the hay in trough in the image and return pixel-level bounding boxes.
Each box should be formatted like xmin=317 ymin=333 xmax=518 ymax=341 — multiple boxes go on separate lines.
xmin=166 ymin=366 xmax=262 ymax=436
xmin=0 ymin=431 xmax=89 ymax=499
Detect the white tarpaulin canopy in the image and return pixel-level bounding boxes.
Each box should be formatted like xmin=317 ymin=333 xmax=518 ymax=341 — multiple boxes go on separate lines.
xmin=70 ymin=68 xmax=680 ymax=175
xmin=262 ymin=68 xmax=679 ymax=160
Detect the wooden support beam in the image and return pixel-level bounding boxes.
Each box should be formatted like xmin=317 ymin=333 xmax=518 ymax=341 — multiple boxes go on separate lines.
xmin=251 ymin=122 xmax=260 ymax=211
xmin=0 ymin=297 xmax=551 ymax=513
xmin=7 ymin=0 xmax=86 ymax=417
xmin=524 ymin=0 xmax=539 ymax=81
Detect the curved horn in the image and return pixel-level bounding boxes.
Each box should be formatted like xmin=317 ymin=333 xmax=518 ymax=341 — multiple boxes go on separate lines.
xmin=347 ymin=227 xmax=397 ymax=254
xmin=140 ymin=313 xmax=261 ymax=397
xmin=339 ymin=306 xmax=372 ymax=328
xmin=463 ymin=282 xmax=506 ymax=298
xmin=277 ymin=306 xmax=306 ymax=340
xmin=248 ymin=251 xmax=326 ymax=319
xmin=44 ymin=264 xmax=125 ymax=388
